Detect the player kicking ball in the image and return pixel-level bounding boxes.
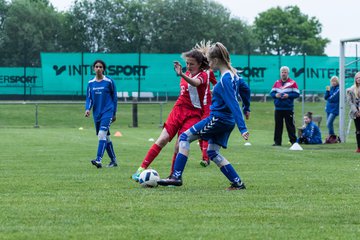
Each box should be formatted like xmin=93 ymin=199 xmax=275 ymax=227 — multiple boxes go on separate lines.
xmin=157 ymin=42 xmax=250 ymax=190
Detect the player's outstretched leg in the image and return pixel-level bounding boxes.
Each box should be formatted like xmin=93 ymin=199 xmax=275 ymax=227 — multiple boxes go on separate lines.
xmin=131 ymin=143 xmax=162 ymax=182
xmin=157 ymin=152 xmax=187 ymax=187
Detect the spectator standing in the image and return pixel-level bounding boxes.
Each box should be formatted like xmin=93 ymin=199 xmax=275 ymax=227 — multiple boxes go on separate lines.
xmin=270 ymin=66 xmax=300 ymax=146
xmin=324 ymin=76 xmax=340 ymax=140
xmin=346 ymin=71 xmax=360 ymax=153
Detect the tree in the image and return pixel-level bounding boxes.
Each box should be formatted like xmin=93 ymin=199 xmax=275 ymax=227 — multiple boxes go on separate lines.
xmin=253 ymin=6 xmax=329 ymax=56
xmin=64 ymin=0 xmax=254 ymax=54
xmin=105 ymin=0 xmax=150 ymax=53
xmin=61 ymin=0 xmax=115 ymax=52
xmin=0 ymin=0 xmax=63 ymax=66
xmin=0 ymin=0 xmax=256 ymax=65
xmin=0 ymin=0 xmax=9 ymax=47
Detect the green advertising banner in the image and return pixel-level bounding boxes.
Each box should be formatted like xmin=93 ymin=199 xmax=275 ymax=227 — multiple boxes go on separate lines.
xmin=41 ymin=53 xmax=83 ymax=95
xmin=0 ymin=53 xmax=358 ymax=96
xmin=41 ymin=53 xmax=183 ymax=96
xmin=0 ymin=67 xmax=42 ymax=95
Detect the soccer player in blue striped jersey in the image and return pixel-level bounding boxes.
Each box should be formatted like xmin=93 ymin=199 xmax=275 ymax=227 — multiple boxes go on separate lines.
xmin=158 ymin=42 xmax=250 ymax=190
xmin=85 ymin=60 xmax=118 ymax=168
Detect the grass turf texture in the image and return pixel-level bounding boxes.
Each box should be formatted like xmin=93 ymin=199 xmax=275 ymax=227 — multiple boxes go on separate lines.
xmin=0 ymin=101 xmax=359 ymax=239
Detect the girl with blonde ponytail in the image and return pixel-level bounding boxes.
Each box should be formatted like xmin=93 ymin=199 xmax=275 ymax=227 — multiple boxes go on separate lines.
xmin=347 ymin=71 xmax=360 ymax=152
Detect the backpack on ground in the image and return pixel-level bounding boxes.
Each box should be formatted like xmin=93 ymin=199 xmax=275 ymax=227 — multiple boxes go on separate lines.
xmin=324 ymin=135 xmax=341 ymax=144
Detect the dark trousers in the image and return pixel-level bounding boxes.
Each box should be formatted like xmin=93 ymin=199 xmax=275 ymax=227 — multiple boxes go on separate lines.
xmin=354 ymin=117 xmax=360 ymax=148
xmin=274 ymin=110 xmax=297 ymax=145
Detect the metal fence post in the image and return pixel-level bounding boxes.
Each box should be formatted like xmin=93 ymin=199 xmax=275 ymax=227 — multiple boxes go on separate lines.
xmin=34 ymin=104 xmax=40 ymax=128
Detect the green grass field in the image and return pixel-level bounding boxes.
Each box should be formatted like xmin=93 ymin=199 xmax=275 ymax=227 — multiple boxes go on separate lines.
xmin=0 ymin=101 xmax=359 ymax=239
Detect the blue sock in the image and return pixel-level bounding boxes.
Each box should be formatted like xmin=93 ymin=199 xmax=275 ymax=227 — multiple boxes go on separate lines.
xmin=106 ymin=141 xmax=117 ymax=162
xmin=96 ymin=140 xmax=107 ymax=162
xmin=172 ymin=153 xmax=188 ymax=179
xmin=220 ymin=164 xmax=241 ymax=184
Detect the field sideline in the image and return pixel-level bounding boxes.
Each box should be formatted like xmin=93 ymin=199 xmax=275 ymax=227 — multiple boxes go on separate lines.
xmin=0 ymin=101 xmax=359 ymax=239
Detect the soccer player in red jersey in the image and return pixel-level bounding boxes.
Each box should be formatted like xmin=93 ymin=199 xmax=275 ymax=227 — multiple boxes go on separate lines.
xmin=192 ymin=41 xmax=218 ymax=167
xmin=131 ymin=49 xmax=210 ymax=181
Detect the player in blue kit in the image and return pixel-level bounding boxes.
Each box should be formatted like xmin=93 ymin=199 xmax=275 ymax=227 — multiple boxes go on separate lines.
xmin=157 ymin=42 xmax=250 ymax=190
xmin=85 ymin=60 xmax=118 ymax=168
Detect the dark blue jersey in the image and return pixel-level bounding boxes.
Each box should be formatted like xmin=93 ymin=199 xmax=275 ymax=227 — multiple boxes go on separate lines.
xmin=210 ymin=71 xmax=249 ymax=134
xmin=85 ymin=76 xmax=117 ymax=122
xmin=237 ymin=76 xmax=251 ymax=114
xmin=301 ymin=121 xmax=322 ymax=144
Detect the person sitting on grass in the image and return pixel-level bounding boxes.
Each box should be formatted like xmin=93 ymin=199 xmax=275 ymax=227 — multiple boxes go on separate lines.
xmin=297 ymin=112 xmax=322 ymax=144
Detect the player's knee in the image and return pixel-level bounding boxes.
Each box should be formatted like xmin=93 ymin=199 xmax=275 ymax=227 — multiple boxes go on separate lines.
xmin=210 ymin=155 xmax=224 ymax=166
xmin=98 ymin=130 xmax=107 ymax=141
xmin=179 ymin=139 xmax=190 ymax=151
xmin=207 ymin=149 xmax=218 ymax=160
xmin=100 ymin=125 xmax=108 ymax=132
xmin=179 ymin=132 xmax=189 ymax=142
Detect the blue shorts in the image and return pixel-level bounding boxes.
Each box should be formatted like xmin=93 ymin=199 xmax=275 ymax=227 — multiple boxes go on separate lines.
xmin=191 ymin=116 xmax=235 ymax=148
xmin=95 ymin=117 xmax=112 ymax=135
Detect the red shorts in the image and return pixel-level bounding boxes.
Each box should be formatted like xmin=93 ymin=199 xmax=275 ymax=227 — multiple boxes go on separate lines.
xmin=202 ymin=104 xmax=211 ymax=119
xmin=164 ymin=105 xmax=202 ymax=142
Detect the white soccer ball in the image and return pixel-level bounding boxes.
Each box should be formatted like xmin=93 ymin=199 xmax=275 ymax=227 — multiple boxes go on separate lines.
xmin=138 ymin=169 xmax=160 ymax=188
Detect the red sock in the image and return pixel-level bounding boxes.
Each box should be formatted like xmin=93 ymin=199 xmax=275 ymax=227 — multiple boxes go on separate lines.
xmin=200 ymin=140 xmax=209 ymax=161
xmin=140 ymin=144 xmax=162 ymax=169
xmin=169 ymin=152 xmax=177 ymax=176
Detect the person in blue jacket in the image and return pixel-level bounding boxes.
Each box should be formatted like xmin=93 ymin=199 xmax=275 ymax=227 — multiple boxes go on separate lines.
xmin=157 ymin=42 xmax=250 ymax=190
xmin=298 ymin=112 xmax=322 ymax=144
xmin=324 ymin=76 xmax=340 ymax=138
xmin=85 ymin=60 xmax=118 ymax=168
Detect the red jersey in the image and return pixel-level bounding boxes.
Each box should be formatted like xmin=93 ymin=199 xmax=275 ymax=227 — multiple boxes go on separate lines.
xmin=175 ymin=70 xmax=208 ymax=110
xmin=203 ymin=70 xmax=217 ymax=107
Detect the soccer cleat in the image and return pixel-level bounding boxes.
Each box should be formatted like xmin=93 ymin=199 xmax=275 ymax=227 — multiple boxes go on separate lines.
xmin=356 ymin=148 xmax=360 ymax=153
xmin=107 ymin=161 xmax=118 ymax=168
xmin=131 ymin=167 xmax=145 ymax=182
xmin=226 ymin=182 xmax=246 ymax=191
xmin=91 ymin=159 xmax=102 ymax=168
xmin=157 ymin=176 xmax=182 ymax=186
xmin=272 ymin=143 xmax=281 ymax=146
xmin=200 ymin=159 xmax=210 ymax=167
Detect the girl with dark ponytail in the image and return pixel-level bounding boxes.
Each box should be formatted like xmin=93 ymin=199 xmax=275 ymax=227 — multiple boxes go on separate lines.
xmin=298 ymin=112 xmax=322 ymax=144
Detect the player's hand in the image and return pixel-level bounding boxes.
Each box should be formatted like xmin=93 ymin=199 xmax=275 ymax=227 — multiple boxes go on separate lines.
xmin=174 ymin=61 xmax=182 ymax=76
xmin=84 ymin=110 xmax=90 ymax=117
xmin=245 ymin=111 xmax=250 ymax=120
xmin=326 ymin=86 xmax=330 ymax=91
xmin=275 ymin=93 xmax=281 ymax=98
xmin=242 ymin=131 xmax=249 ymax=141
xmin=281 ymin=93 xmax=289 ymax=99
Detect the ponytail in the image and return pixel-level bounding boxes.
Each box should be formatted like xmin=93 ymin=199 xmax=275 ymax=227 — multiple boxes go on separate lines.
xmin=208 ymin=42 xmax=238 ymax=75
